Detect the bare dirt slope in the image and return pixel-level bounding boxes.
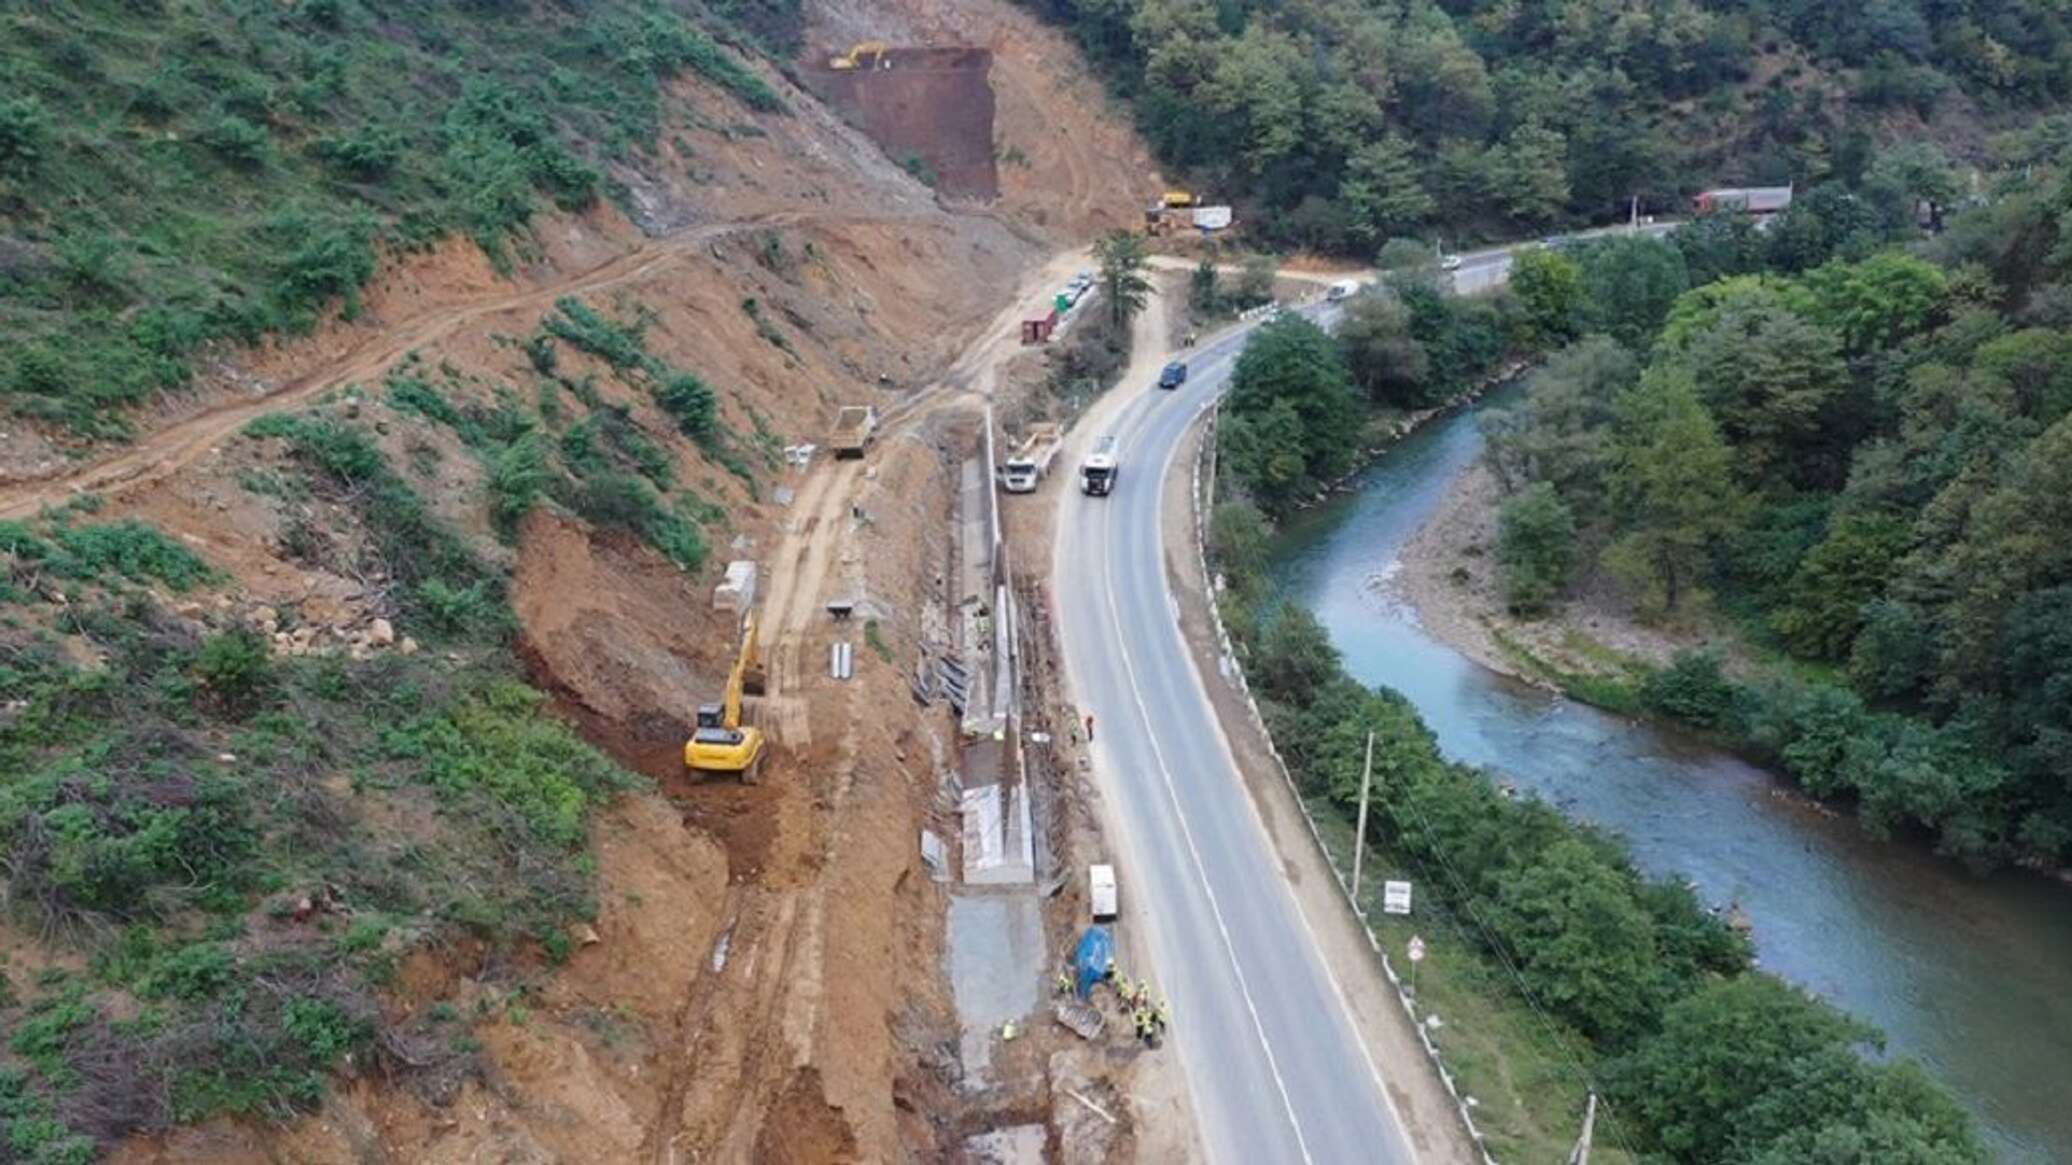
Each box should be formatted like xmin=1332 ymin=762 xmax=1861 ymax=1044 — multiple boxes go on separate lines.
xmin=48 ymin=14 xmax=1162 ymax=1165
xmin=809 ymin=0 xmax=1164 ymax=235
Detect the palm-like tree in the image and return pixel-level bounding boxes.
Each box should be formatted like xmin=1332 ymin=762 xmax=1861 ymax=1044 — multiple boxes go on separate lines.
xmin=1096 ymin=231 xmax=1153 ymax=331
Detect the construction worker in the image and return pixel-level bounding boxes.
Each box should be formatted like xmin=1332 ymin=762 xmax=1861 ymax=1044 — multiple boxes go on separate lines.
xmin=1085 ymin=712 xmax=1095 ymax=741
xmin=1113 ymin=973 xmax=1134 ymax=1005
xmin=1055 ymin=969 xmax=1074 ymax=996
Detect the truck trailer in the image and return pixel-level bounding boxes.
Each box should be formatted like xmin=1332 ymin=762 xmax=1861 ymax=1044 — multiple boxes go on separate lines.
xmin=999 ymin=422 xmax=1062 ymax=493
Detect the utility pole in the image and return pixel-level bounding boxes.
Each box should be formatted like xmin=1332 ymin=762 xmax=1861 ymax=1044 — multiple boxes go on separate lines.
xmin=1567 ymin=1091 xmax=1597 ymax=1165
xmin=1350 ymin=731 xmax=1375 ymax=912
xmin=1629 ymin=194 xmax=1639 ymax=230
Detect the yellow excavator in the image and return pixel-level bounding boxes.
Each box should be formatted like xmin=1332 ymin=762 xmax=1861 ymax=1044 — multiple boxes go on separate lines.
xmin=827 ymin=40 xmax=890 ymax=71
xmin=685 ymin=612 xmax=768 ymax=782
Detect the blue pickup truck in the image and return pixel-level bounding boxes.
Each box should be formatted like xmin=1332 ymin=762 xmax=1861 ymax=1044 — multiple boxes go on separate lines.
xmin=1157 ymin=361 xmax=1188 ymax=390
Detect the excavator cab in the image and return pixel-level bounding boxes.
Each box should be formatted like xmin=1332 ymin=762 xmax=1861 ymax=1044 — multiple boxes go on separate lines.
xmin=685 ymin=614 xmax=768 ymax=782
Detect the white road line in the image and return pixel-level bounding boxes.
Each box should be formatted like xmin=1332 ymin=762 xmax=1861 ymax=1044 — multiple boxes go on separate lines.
xmin=1149 ymin=333 xmax=1418 ymax=1156
xmin=1097 ymin=456 xmax=1317 ymax=1165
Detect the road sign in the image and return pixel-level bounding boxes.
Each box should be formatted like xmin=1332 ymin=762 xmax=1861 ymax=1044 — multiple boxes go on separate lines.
xmin=1383 ymin=880 xmax=1413 ymax=915
xmin=1407 ymin=935 xmax=1426 ymax=963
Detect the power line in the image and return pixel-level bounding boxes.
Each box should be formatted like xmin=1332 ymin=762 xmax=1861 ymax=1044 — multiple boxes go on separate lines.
xmin=1378 ymin=773 xmax=1648 ymax=1162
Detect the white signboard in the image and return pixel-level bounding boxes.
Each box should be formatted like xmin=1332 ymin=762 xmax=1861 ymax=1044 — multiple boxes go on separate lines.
xmin=1383 ymin=880 xmax=1414 ymax=915
xmin=1192 ymin=205 xmax=1233 ymax=231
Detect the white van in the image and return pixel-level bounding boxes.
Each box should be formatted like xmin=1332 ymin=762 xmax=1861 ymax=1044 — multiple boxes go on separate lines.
xmin=1089 ymin=864 xmax=1118 ymax=923
xmin=1326 ymin=279 xmax=1357 ymax=301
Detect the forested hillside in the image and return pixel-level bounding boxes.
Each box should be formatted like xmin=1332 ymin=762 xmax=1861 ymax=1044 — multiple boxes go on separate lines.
xmin=1023 ymin=0 xmax=2071 ymax=249
xmin=1462 ymin=159 xmax=2072 ymax=869
xmin=0 ymin=0 xmax=800 ymax=436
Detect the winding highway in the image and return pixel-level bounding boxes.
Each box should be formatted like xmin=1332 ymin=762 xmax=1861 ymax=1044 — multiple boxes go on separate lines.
xmin=1049 ymin=302 xmax=1423 ymax=1165
xmin=1051 ymin=222 xmax=1683 ymax=1161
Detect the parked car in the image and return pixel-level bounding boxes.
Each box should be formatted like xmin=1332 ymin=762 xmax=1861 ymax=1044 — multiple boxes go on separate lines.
xmin=1158 ymin=361 xmax=1187 ymax=390
xmin=1441 ymin=254 xmax=1464 ymax=271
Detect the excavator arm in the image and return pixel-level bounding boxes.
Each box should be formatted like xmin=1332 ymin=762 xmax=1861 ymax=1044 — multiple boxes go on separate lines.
xmin=685 ymin=612 xmax=767 ymax=780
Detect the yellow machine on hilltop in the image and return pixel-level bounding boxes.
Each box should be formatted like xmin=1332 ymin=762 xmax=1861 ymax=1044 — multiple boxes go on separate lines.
xmin=1160 ymin=190 xmax=1196 ymax=208
xmin=828 ymin=40 xmax=890 ymax=70
xmin=685 ymin=612 xmax=768 ymax=782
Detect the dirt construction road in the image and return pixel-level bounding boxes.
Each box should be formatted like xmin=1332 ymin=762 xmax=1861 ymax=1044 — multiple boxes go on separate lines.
xmin=0 ymin=211 xmax=932 ymax=521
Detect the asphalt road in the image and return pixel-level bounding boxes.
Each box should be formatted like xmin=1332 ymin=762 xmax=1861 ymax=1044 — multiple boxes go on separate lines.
xmin=1049 ymin=223 xmax=1679 ymax=1162
xmin=1051 ymin=304 xmax=1420 ymax=1165
xmin=1448 ymin=220 xmax=1680 ymax=295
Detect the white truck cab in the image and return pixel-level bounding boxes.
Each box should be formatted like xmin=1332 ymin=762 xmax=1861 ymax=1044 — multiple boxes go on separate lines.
xmin=1081 ymin=435 xmax=1119 ymax=496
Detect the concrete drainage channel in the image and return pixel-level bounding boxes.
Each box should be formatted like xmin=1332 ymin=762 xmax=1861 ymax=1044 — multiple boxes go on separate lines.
xmin=934 ymin=408 xmax=1067 ymax=1161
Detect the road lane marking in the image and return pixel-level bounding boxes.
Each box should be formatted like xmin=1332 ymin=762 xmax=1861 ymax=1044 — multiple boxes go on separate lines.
xmin=1098 ymin=460 xmax=1317 ymax=1165
xmin=1140 ymin=329 xmax=1422 ymax=1161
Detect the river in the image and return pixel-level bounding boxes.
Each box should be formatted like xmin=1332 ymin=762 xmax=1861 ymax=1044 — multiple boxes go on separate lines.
xmin=1268 ymin=395 xmax=2072 ymax=1162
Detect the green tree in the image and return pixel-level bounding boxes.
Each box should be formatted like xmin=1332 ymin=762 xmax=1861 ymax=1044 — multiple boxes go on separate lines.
xmin=1234 ymin=253 xmax=1277 ymax=309
xmin=2001 ymin=584 xmax=2072 ymax=858
xmin=1865 ymin=140 xmax=1963 ymax=231
xmin=1220 ymin=315 xmax=1363 ymax=511
xmin=1602 ymin=367 xmax=1745 ymax=614
xmin=1495 ymin=119 xmax=1570 ymax=224
xmin=1252 ymin=605 xmax=1342 ymax=707
xmin=1336 ymin=294 xmax=1431 ymax=407
xmin=1496 ymin=482 xmax=1577 ymax=616
xmin=1770 ymin=512 xmax=1911 ymax=660
xmin=1509 ymin=248 xmax=1585 ymax=348
xmin=0 ymin=96 xmax=52 ymax=176
xmin=1802 ymin=252 xmax=1948 ymax=354
xmin=1485 ymin=839 xmax=1666 ymax=1044
xmin=1481 ymin=335 xmax=1636 ymax=516
xmin=1578 ymin=235 xmax=1691 ymax=350
xmin=1095 ymin=230 xmax=1153 ymax=331
xmin=1608 ymin=974 xmax=1879 ymax=1163
xmin=1200 ymin=24 xmax=1309 ymax=175
xmin=1188 ymin=258 xmax=1220 ymax=316
xmin=1681 ymin=299 xmax=1849 ymax=486
xmin=1340 ymin=134 xmax=1432 ymax=247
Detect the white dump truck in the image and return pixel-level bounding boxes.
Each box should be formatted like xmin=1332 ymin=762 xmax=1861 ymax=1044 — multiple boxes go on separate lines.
xmin=1080 ymin=435 xmax=1118 ymax=497
xmin=999 ymin=422 xmax=1062 ymax=493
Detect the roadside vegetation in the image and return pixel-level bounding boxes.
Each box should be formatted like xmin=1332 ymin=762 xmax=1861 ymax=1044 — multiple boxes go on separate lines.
xmin=1023 ymin=0 xmax=2070 ymax=252
xmin=1216 ymin=275 xmax=1511 ymax=516
xmin=1476 ymin=151 xmax=2072 ymax=871
xmin=1207 ymin=491 xmax=1985 ymax=1163
xmin=0 ymin=0 xmax=798 ymax=437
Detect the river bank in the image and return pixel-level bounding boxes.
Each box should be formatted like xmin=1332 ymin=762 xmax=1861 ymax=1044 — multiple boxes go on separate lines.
xmin=1390 ymin=455 xmax=1748 ymax=691
xmin=1269 ymin=399 xmax=2072 ymax=1163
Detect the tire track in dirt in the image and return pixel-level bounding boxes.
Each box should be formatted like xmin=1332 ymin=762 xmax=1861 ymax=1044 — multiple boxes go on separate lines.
xmin=0 ymin=211 xmax=930 ymax=521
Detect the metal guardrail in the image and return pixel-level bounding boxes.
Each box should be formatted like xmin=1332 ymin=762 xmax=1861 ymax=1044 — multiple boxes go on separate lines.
xmin=1188 ymin=403 xmax=1503 ymax=1165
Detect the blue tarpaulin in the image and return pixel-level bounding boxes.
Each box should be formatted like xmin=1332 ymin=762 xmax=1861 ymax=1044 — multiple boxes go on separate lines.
xmin=1073 ymin=926 xmax=1114 ymax=999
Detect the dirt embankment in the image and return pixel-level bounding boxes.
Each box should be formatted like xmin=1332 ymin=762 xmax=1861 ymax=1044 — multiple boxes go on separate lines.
xmin=62 ymin=8 xmax=1164 ymax=1162
xmin=1395 ymin=456 xmax=1748 ymax=684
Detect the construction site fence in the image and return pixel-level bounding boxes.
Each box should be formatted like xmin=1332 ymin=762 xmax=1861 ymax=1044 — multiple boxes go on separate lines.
xmin=1189 ymin=400 xmax=1504 ymax=1165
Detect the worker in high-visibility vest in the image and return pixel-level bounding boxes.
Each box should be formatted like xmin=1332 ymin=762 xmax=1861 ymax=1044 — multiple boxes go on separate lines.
xmin=1055 ymin=969 xmax=1074 ymax=996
